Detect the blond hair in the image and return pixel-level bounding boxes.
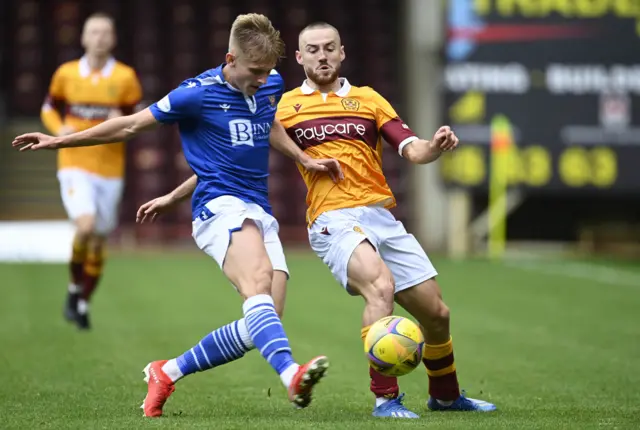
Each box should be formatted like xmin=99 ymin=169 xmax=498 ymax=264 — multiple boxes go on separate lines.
xmin=229 ymin=14 xmax=285 ymax=64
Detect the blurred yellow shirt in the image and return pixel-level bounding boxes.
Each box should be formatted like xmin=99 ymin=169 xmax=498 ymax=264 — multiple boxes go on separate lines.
xmin=41 ymin=56 xmax=142 ymax=178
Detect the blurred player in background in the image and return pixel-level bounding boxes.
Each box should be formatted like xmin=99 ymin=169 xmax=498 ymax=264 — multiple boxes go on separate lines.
xmin=138 ymin=21 xmax=498 ymax=418
xmin=16 ymin=13 xmax=337 ymax=417
xmin=40 ymin=12 xmax=142 ymax=330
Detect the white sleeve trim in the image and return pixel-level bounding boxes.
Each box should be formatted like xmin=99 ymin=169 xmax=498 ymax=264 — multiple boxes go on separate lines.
xmin=398 ymin=136 xmax=419 ymax=157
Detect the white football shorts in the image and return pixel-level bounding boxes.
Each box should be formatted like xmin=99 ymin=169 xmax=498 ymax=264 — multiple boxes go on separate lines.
xmin=308 ymin=205 xmax=437 ymax=294
xmin=57 ymin=168 xmax=123 ymax=235
xmin=192 ymin=195 xmax=289 ymax=276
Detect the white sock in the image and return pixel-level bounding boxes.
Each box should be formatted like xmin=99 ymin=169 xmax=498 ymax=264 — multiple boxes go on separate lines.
xmin=68 ymin=283 xmax=81 ymax=294
xmin=162 ymin=359 xmax=184 ymax=383
xmin=237 ymin=318 xmax=254 ymax=349
xmin=77 ymin=299 xmax=88 ymax=315
xmin=279 ymin=363 xmax=300 ymax=388
xmin=436 ymin=399 xmax=455 ymax=406
xmin=375 ymin=397 xmax=391 ymax=407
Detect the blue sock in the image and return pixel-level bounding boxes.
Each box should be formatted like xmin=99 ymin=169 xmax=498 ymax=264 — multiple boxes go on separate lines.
xmin=175 ymin=318 xmax=254 ymax=376
xmin=242 ymin=294 xmax=296 ymax=375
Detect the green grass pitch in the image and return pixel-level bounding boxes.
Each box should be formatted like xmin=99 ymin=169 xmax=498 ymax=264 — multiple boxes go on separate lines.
xmin=1 ymin=252 xmax=639 ymax=429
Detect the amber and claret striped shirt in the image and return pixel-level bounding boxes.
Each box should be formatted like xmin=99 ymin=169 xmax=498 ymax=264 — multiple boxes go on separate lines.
xmin=277 ymin=78 xmax=418 ymax=226
xmin=41 ymin=56 xmax=142 ymax=178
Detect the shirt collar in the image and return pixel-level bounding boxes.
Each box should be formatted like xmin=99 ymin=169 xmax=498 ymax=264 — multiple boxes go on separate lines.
xmin=210 ymin=63 xmax=243 ymax=93
xmin=79 ymin=55 xmax=116 ymax=78
xmin=300 ymin=77 xmax=351 ymax=97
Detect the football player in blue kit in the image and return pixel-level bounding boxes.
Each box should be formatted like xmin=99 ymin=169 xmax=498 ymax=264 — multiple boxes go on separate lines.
xmin=12 ymin=13 xmax=341 ymax=417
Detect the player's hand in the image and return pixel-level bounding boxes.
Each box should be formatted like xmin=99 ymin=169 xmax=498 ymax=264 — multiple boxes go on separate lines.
xmin=12 ymin=132 xmax=63 ymax=151
xmin=300 ymin=157 xmax=345 ymax=183
xmin=430 ymin=125 xmax=459 ymax=153
xmin=136 ymin=195 xmax=178 ymax=223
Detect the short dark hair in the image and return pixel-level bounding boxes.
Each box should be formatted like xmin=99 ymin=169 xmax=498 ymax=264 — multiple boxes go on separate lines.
xmin=299 ymin=21 xmax=339 ymax=36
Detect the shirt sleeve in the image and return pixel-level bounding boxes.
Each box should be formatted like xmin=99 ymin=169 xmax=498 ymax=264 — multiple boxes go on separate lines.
xmin=47 ymin=66 xmax=65 ymax=102
xmin=149 ymin=86 xmax=204 ymax=124
xmin=40 ymin=65 xmax=66 ymax=134
xmin=372 ymin=90 xmax=418 ymax=157
xmin=120 ymin=69 xmax=143 ymax=114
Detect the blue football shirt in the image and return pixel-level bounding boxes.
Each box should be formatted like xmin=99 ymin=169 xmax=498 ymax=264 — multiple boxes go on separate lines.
xmin=149 ymin=64 xmax=284 ymax=219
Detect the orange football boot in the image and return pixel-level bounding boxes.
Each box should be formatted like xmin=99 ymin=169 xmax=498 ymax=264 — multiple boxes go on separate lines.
xmin=140 ymin=360 xmax=176 ymax=417
xmin=288 ymin=356 xmax=330 ymax=408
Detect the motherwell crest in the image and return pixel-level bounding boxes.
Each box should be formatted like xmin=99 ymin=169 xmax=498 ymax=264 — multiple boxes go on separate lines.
xmin=341 ymin=97 xmax=360 ymax=111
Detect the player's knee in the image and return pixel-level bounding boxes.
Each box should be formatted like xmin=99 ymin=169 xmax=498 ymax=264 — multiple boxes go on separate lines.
xmin=427 ymin=300 xmax=450 ymax=330
xmin=436 ymin=301 xmax=450 ymax=323
xmin=364 ymin=275 xmax=395 ymax=315
xmin=75 ymin=229 xmax=94 ymax=243
xmin=75 ymin=215 xmax=96 ymax=238
xmin=244 ymin=264 xmax=273 ymax=298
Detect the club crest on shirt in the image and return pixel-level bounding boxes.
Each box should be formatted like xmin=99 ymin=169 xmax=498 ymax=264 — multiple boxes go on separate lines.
xmin=341 ymin=97 xmax=360 ymax=111
xmin=269 ymin=95 xmax=276 ymax=108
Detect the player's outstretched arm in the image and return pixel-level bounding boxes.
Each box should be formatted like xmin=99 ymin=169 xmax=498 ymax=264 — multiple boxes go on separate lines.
xmin=136 ymin=174 xmax=197 ymax=223
xmin=402 ymin=126 xmax=459 ymax=164
xmin=270 ymin=119 xmax=344 ymax=182
xmin=12 ymin=108 xmax=159 ymax=152
xmin=373 ymin=89 xmax=458 ymax=165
